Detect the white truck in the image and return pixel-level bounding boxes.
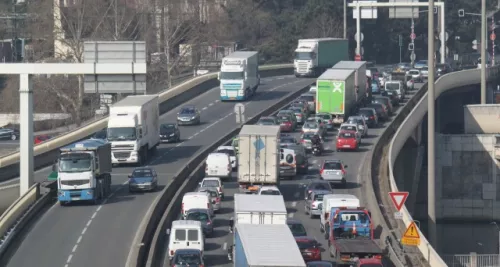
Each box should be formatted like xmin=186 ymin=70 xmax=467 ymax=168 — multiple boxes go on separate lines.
xmin=234 ymin=194 xmax=287 ymax=225
xmin=234 ymin=224 xmax=306 ymax=267
xmin=219 ymin=51 xmax=260 ymax=101
xmin=237 ymin=125 xmax=280 ymax=193
xmin=107 ymin=95 xmax=160 ymax=165
xmin=332 ymin=61 xmax=369 ymax=106
xmin=294 ymin=38 xmax=349 ymax=78
xmin=57 ymin=139 xmax=112 ymax=205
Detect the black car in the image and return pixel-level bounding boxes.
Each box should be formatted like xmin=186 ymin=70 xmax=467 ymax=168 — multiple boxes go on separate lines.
xmin=171 ymin=249 xmax=204 ymax=266
xmin=303 ymin=179 xmax=333 ymax=197
xmin=176 ymin=105 xmax=201 ymax=125
xmin=357 ymin=108 xmax=378 ymax=127
xmin=160 ymin=123 xmax=180 ymax=143
xmin=287 ymin=219 xmax=308 ymax=237
xmin=366 ymin=103 xmax=388 ymax=121
xmin=381 ymin=90 xmax=399 ymax=106
xmin=0 ymin=127 xmax=19 ymax=141
xmin=92 ymin=129 xmax=107 ymax=140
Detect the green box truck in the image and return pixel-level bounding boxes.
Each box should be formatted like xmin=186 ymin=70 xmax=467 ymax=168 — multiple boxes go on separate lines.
xmin=332 ymin=61 xmax=368 ymax=105
xmin=316 ymin=69 xmax=356 ymax=125
xmin=294 ymin=38 xmax=349 ymax=78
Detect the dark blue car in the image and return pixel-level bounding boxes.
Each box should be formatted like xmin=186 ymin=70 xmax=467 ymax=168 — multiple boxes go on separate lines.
xmin=371 ymin=81 xmax=381 ymax=94
xmin=128 ymin=167 xmax=158 ymax=192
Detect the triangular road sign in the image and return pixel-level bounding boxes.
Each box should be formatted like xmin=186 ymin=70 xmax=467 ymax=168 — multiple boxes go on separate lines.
xmin=388 ymin=192 xmax=409 ymax=211
xmin=403 ymin=222 xmax=420 ymax=239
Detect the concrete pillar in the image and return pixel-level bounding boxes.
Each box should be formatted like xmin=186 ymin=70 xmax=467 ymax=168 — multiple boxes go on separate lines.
xmin=19 ymin=74 xmax=34 ymax=195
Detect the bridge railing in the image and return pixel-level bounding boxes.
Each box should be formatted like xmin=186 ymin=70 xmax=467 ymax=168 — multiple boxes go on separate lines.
xmin=388 ymin=66 xmax=500 ymax=266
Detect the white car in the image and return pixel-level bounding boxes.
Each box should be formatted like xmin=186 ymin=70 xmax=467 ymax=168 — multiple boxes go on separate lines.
xmin=301 ymin=122 xmax=325 ymax=137
xmin=258 ymin=186 xmax=281 ymax=195
xmin=378 ymin=76 xmax=386 ymax=87
xmin=339 ymin=123 xmax=362 ymax=143
xmin=345 ymin=116 xmax=368 ymax=137
xmin=215 ymin=145 xmax=237 ymax=169
xmin=406 ymin=69 xmax=423 ymax=82
xmin=199 ymin=177 xmax=224 ymax=199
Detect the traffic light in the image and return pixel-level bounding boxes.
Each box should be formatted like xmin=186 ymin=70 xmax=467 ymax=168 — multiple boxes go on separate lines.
xmin=458 ymin=9 xmax=465 ymax=17
xmin=408 ymin=43 xmax=414 ymax=51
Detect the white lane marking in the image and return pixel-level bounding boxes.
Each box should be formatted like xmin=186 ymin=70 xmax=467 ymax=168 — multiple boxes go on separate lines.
xmin=76 ymin=236 xmax=82 ymax=244
xmin=288 ymin=213 xmax=294 ymax=218
xmin=202 ymin=107 xmax=207 ymax=110
xmin=0 ymin=184 xmax=19 ymax=190
xmin=324 ymin=146 xmax=330 ymax=150
xmin=291 ymin=201 xmax=297 ymax=207
xmin=311 ymin=159 xmax=317 ymax=164
xmin=72 ymin=245 xmax=77 ymax=253
xmin=223 ymin=242 xmax=227 ymax=250
xmin=215 ymin=100 xmax=220 ymax=103
xmin=66 ymin=254 xmax=73 ymax=264
xmin=208 ymin=102 xmax=214 ymax=106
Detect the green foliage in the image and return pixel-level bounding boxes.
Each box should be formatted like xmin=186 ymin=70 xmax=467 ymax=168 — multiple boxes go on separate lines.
xmin=221 ymin=0 xmax=484 ymax=64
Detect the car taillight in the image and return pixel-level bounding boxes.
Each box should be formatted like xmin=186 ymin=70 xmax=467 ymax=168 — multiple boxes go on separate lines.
xmin=328 ymin=120 xmax=332 ymax=124
xmin=301 ymin=140 xmax=305 ymax=143
xmin=308 ymin=190 xmax=312 ymax=194
xmin=342 ymin=169 xmax=346 ymax=175
xmin=170 ymin=250 xmax=174 ymax=256
xmin=181 ymin=203 xmax=184 ymax=214
xmin=370 ymin=116 xmax=374 ymax=119
xmin=297 ymin=114 xmax=302 ymax=117
xmin=216 ymin=197 xmax=220 ymax=203
xmin=319 ymin=168 xmax=324 ymax=175
xmin=206 ymin=221 xmax=211 ymax=225
xmin=286 ymin=121 xmax=291 ymax=125
xmin=410 ymin=79 xmax=414 ymax=83
xmin=312 ymin=203 xmax=316 ymax=208
xmin=374 ymin=255 xmax=382 ymax=259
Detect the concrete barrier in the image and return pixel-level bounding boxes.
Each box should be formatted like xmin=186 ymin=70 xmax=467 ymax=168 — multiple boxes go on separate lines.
xmin=128 ymin=83 xmax=313 ymax=267
xmin=0 ymin=181 xmax=56 ymax=264
xmin=386 ymin=66 xmax=500 ymax=266
xmin=0 ymin=64 xmax=293 ymax=182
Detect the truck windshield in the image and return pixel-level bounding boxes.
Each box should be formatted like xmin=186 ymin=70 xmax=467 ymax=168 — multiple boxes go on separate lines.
xmin=59 ymin=153 xmax=92 ymax=172
xmin=385 ymin=83 xmax=400 ymax=91
xmin=295 ymin=52 xmax=315 ymax=60
xmin=220 ymin=71 xmax=244 ymax=80
xmin=107 ymin=127 xmax=136 ymax=141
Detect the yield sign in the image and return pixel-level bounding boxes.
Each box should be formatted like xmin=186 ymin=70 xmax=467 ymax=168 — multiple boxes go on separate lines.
xmin=388 ymin=192 xmax=409 ymax=211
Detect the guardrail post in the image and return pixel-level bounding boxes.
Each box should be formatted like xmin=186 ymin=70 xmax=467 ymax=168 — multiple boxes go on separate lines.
xmin=470 ymin=252 xmax=477 ymax=267
xmin=19 ymin=73 xmax=34 ymax=195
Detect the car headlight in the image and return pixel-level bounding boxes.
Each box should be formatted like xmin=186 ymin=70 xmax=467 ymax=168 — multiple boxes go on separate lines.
xmin=169 ymin=133 xmax=175 ymax=137
xmin=191 ymin=116 xmax=196 ymax=120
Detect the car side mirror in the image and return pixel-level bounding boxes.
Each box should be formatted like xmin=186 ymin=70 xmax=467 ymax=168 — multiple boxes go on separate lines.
xmin=128 ymin=175 xmax=132 ymax=178
xmin=166 ymin=229 xmax=171 ymax=235
xmin=199 ymin=182 xmax=202 ymax=186
xmin=51 ymin=164 xmax=57 ymax=172
xmin=344 ymin=165 xmax=348 ymax=168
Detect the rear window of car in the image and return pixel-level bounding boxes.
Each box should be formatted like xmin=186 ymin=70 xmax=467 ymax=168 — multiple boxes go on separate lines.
xmin=317 ymin=114 xmax=331 ymax=119
xmin=202 ymin=180 xmax=219 ymax=187
xmin=340 ymin=132 xmax=355 ymax=138
xmin=409 ymin=70 xmax=419 ymax=75
xmin=175 ymin=229 xmax=186 ymax=241
xmin=259 ymin=119 xmax=275 ymax=124
xmin=323 ymin=162 xmax=342 ymax=169
xmin=217 ymin=149 xmax=235 ymax=156
xmin=359 ymin=109 xmax=374 ymax=116
xmin=296 ymin=240 xmax=316 ymax=249
xmin=300 ymin=95 xmax=314 ymax=101
xmin=187 ymin=229 xmax=198 ymax=241
xmin=186 ymin=212 xmax=209 ymax=221
xmin=304 ymin=123 xmax=318 ymax=129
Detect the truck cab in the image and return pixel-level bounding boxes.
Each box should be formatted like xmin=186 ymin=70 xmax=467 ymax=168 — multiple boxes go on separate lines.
xmin=218 ymin=51 xmax=260 ymax=101
xmin=327 ymin=207 xmax=382 ymax=265
xmin=294 ymin=40 xmax=319 ymax=77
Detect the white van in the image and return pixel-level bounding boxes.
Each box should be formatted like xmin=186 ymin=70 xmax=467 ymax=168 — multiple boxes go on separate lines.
xmin=319 ymin=194 xmax=360 ymax=234
xmin=167 ymin=220 xmax=204 ymax=259
xmin=182 ymin=192 xmax=214 ymax=217
xmin=205 ymin=152 xmax=232 ymax=178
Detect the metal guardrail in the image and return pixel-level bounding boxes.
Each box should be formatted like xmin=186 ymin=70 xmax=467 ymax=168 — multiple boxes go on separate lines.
xmin=0 ymin=64 xmax=293 ymax=182
xmin=388 ymin=66 xmax=500 ymax=266
xmin=443 ymin=253 xmax=500 ymax=267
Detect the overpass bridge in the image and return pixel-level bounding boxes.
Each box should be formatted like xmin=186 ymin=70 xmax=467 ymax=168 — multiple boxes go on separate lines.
xmin=388 ymin=66 xmax=500 ymax=266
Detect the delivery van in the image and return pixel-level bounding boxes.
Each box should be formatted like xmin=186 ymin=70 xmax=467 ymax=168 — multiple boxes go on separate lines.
xmin=181 ymin=192 xmax=214 ymax=217
xmin=205 ymin=152 xmax=232 ymax=178
xmin=167 ymin=220 xmax=204 ymax=259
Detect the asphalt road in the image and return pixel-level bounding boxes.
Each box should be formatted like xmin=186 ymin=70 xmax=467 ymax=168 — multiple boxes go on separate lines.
xmin=158 ymin=84 xmax=424 ymax=266
xmin=5 ymin=75 xmax=314 ymax=267
xmin=0 ymin=140 xmax=18 ymax=157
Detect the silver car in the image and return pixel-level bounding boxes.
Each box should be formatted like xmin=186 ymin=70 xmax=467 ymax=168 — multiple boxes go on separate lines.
xmin=304 ymin=190 xmax=331 ymax=218
xmin=197 ymin=187 xmax=221 ymax=211
xmin=298 ymin=93 xmax=316 ymax=114
xmin=345 ymin=116 xmax=368 ymax=137
xmin=315 ymin=113 xmax=334 ymax=131
xmin=301 ymin=122 xmax=325 ymax=137
xmin=407 ymin=69 xmax=423 ymax=82
xmin=319 ymin=160 xmax=348 ymax=185
xmin=177 ymin=105 xmax=201 ymax=125
xmin=289 ymin=106 xmax=307 ymax=124
xmin=419 ymin=67 xmax=429 ymax=80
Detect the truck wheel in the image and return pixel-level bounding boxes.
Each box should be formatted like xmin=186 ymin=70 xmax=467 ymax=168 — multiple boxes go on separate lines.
xmin=59 ymin=201 xmax=67 ymax=207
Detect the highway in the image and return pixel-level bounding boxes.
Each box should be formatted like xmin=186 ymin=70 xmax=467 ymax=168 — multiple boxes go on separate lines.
xmin=0 ymin=140 xmax=18 ymax=157
xmin=5 ymin=75 xmax=314 ymax=267
xmin=157 ymin=84 xmax=424 ymax=266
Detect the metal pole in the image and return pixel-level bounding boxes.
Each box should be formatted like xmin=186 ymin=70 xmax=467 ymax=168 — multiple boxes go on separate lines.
xmin=440 ymin=5 xmax=446 ymax=63
xmin=344 ymin=0 xmax=347 ymax=39
xmin=356 ymin=3 xmax=361 ymax=57
xmin=492 ymin=15 xmax=496 ymax=66
xmin=399 ymin=41 xmax=402 ymax=63
xmin=19 ymin=73 xmax=34 ymax=195
xmin=427 ymin=0 xmax=437 ymax=249
xmin=481 ymin=0 xmax=487 ymax=104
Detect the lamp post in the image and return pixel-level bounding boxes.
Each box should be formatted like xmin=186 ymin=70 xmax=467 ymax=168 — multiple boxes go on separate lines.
xmin=481 ymin=0 xmax=487 ymax=104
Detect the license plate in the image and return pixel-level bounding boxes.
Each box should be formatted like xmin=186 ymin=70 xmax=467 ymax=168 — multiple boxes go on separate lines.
xmin=210 ymin=170 xmax=217 ymax=174
xmin=343 ymin=145 xmax=350 ymax=148
xmin=280 ymin=170 xmax=285 ymax=173
xmin=71 ymin=197 xmax=80 ymax=200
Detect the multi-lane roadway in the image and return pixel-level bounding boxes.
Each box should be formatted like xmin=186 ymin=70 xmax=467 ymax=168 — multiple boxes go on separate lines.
xmin=0 ymin=140 xmax=18 ymax=157
xmin=4 ymin=75 xmax=314 ymax=267
xmin=156 ymin=84 xmax=423 ymax=266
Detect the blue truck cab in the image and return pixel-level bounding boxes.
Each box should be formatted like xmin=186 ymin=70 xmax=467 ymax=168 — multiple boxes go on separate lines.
xmin=57 ymin=139 xmax=112 ymax=205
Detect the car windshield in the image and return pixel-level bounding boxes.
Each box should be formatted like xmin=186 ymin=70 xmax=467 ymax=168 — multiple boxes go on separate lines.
xmin=304 ymin=123 xmax=318 ymax=129
xmin=324 ymin=162 xmax=342 ymax=169
xmin=58 ymin=153 xmax=92 ymax=172
xmin=339 ymin=132 xmax=356 ymax=138
xmin=260 ymin=190 xmax=280 ymax=195
xmin=180 ymin=108 xmax=196 ymax=115
xmin=107 ymin=127 xmax=136 ymax=141
xmin=346 ymin=119 xmax=361 ymax=125
xmin=186 ymin=212 xmax=209 ymax=222
xmin=201 ymin=180 xmax=219 ymax=187
xmin=93 ymin=130 xmax=107 ymax=139
xmin=385 ymin=83 xmax=400 ymax=90
xmin=421 ymin=67 xmax=428 ymax=71
xmin=217 ymin=149 xmax=235 ymax=156
xmin=131 ymin=169 xmax=153 ymax=177
xmin=288 ymin=223 xmax=307 ymax=236
xmin=160 ymin=124 xmax=175 ymax=133
xmin=296 ymin=240 xmax=316 ymax=249
xmin=300 ymin=95 xmax=314 ymax=101
xmin=173 ymin=252 xmax=202 ymax=265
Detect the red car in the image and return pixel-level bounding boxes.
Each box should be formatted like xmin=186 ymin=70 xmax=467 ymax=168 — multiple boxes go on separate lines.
xmin=295 ymin=237 xmax=321 ymax=262
xmin=336 ymin=130 xmax=358 ymax=152
xmin=34 ymin=135 xmax=52 ymax=144
xmin=356 ymin=258 xmax=383 ymax=266
xmin=278 ymin=114 xmax=294 ymax=132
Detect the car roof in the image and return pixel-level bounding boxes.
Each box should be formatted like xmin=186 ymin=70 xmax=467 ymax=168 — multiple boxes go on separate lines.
xmin=198 ymin=187 xmax=219 ymax=193
xmin=359 ymin=107 xmax=376 ymax=111
xmin=340 ymin=123 xmax=357 ymax=127
xmin=310 ymin=189 xmax=332 ymax=194
xmin=286 ymin=218 xmax=302 ymax=224
xmin=347 ymin=116 xmax=363 ymax=120
xmin=133 ymin=167 xmax=154 ymax=171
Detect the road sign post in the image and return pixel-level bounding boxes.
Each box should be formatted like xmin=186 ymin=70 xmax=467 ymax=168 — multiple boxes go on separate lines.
xmin=234 ymin=103 xmax=245 ymax=124
xmin=401 ymin=221 xmax=421 ymax=246
xmin=399 ymin=35 xmax=403 ymax=63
